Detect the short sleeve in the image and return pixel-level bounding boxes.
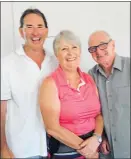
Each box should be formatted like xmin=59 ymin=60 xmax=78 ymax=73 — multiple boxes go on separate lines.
xmin=1 ymin=58 xmax=12 ymax=100
xmin=88 ymin=69 xmax=95 ymax=79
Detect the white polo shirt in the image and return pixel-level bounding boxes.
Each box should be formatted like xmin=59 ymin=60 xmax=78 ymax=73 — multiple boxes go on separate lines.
xmin=1 ymin=46 xmax=58 ymax=158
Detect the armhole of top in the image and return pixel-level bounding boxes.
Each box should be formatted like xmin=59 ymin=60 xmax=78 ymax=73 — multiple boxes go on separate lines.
xmin=50 ymin=73 xmax=60 ymax=99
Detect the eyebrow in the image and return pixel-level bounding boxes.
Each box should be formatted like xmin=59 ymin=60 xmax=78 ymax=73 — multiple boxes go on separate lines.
xmin=38 ymin=24 xmax=44 ymax=26
xmin=99 ymin=41 xmax=107 ymax=44
xmin=25 ymin=24 xmax=33 ymax=27
xmin=25 ymin=24 xmax=44 ymax=27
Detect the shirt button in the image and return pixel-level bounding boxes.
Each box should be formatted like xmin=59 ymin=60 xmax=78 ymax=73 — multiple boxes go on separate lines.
xmin=112 ymin=124 xmax=115 ymax=127
xmin=108 ymin=94 xmax=112 ymax=97
xmin=114 ymin=137 xmax=117 ymax=141
xmin=109 ymin=108 xmax=112 ymax=112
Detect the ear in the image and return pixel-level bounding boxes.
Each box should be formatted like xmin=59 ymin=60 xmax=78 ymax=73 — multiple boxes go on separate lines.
xmin=19 ymin=27 xmax=24 ymax=39
xmin=55 ymin=52 xmax=58 ymax=58
xmin=45 ymin=28 xmax=48 ymax=38
xmin=111 ymin=40 xmax=115 ymax=51
xmin=91 ymin=53 xmax=97 ymax=63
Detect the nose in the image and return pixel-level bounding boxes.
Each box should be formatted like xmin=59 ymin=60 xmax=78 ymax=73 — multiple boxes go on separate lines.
xmin=67 ymin=48 xmax=73 ymax=56
xmin=96 ymin=47 xmax=105 ymax=57
xmin=32 ymin=27 xmax=39 ymax=36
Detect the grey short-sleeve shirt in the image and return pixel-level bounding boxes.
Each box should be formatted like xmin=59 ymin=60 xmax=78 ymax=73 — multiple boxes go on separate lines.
xmin=88 ymin=55 xmax=130 ymax=158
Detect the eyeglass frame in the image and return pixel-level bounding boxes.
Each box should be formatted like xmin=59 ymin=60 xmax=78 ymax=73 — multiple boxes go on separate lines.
xmin=88 ymin=39 xmax=112 ymax=53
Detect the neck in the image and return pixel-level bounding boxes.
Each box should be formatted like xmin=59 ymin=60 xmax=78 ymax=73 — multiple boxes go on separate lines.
xmin=23 ymin=45 xmax=45 ymax=68
xmin=24 ymin=45 xmax=45 ymax=57
xmin=102 ymin=55 xmax=116 ymax=77
xmin=62 ymin=67 xmax=80 ymax=80
xmin=103 ymin=67 xmax=112 ymax=77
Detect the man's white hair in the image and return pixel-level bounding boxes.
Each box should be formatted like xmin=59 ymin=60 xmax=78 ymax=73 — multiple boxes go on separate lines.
xmin=88 ymin=30 xmax=112 ymax=44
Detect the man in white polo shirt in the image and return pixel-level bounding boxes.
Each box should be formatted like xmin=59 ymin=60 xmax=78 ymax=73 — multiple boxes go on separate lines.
xmin=1 ymin=8 xmax=58 ymax=158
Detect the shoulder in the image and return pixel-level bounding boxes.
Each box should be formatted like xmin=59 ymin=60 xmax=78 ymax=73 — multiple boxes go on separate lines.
xmin=39 ymin=76 xmax=59 ymax=101
xmin=88 ymin=65 xmax=98 ymax=81
xmin=120 ymin=56 xmax=130 ymax=70
xmin=2 ymin=53 xmax=15 ymax=62
xmin=88 ymin=65 xmax=98 ymax=75
xmin=40 ymin=76 xmax=57 ymax=91
xmin=43 ymin=76 xmax=54 ymax=85
xmin=1 ymin=53 xmax=16 ymax=70
xmin=122 ymin=56 xmax=130 ymax=64
xmin=81 ymin=71 xmax=96 ymax=85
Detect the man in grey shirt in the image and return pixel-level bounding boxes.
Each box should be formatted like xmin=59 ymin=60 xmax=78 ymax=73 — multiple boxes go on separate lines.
xmin=88 ymin=31 xmax=130 ymax=158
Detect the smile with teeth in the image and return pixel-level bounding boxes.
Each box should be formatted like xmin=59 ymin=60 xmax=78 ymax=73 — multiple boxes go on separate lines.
xmin=31 ymin=37 xmax=41 ymax=41
xmin=67 ymin=57 xmax=76 ymax=61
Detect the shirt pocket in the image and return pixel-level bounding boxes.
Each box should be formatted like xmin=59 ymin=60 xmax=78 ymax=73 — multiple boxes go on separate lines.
xmin=115 ymin=85 xmax=130 ymax=108
xmin=114 ymin=86 xmax=130 ymax=146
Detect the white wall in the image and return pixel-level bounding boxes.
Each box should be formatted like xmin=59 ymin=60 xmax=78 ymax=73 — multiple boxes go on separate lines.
xmin=1 ymin=2 xmax=130 ymax=71
xmin=1 ymin=2 xmax=14 ymax=57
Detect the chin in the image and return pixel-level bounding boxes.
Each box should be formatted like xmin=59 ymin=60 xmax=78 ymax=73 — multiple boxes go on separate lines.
xmin=32 ymin=45 xmax=43 ymax=49
xmin=102 ymin=63 xmax=111 ymax=68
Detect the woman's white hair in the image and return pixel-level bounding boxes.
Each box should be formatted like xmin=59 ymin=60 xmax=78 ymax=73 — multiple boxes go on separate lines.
xmin=53 ymin=30 xmax=81 ymax=55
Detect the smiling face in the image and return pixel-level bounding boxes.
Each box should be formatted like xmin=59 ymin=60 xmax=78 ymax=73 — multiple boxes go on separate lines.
xmin=88 ymin=31 xmax=116 ymax=69
xmin=56 ymin=39 xmax=81 ymax=72
xmin=19 ymin=13 xmax=48 ymax=50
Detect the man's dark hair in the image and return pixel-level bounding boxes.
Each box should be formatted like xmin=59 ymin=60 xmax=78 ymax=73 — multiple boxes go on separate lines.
xmin=20 ymin=8 xmax=48 ymax=28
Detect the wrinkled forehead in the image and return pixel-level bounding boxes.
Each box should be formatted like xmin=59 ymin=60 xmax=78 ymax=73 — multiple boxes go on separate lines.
xmin=88 ymin=32 xmax=110 ymax=47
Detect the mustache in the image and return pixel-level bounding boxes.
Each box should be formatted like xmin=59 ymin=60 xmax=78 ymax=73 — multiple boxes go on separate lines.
xmin=96 ymin=52 xmax=108 ymax=59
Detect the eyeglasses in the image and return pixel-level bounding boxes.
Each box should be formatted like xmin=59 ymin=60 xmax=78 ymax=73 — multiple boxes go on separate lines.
xmin=88 ymin=39 xmax=112 ymax=53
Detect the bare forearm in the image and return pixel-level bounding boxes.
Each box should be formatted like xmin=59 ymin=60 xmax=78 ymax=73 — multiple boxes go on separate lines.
xmin=1 ymin=101 xmax=14 ymax=158
xmin=1 ymin=132 xmax=7 ymax=148
xmin=94 ymin=114 xmax=104 ymax=136
xmin=1 ymin=101 xmax=8 ymax=148
xmin=47 ymin=126 xmax=83 ymax=150
xmin=1 ymin=116 xmax=6 ymax=147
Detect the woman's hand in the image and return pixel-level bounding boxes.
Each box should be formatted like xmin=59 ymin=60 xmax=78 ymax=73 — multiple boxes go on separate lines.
xmin=77 ymin=136 xmax=100 ymax=158
xmin=77 ymin=147 xmax=99 ymax=159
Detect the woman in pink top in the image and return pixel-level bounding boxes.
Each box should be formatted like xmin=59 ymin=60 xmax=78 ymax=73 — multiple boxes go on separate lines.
xmin=39 ymin=30 xmax=104 ymax=159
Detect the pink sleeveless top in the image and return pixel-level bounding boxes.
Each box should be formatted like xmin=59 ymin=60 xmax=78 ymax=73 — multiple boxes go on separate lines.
xmin=51 ymin=66 xmax=101 ymax=136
